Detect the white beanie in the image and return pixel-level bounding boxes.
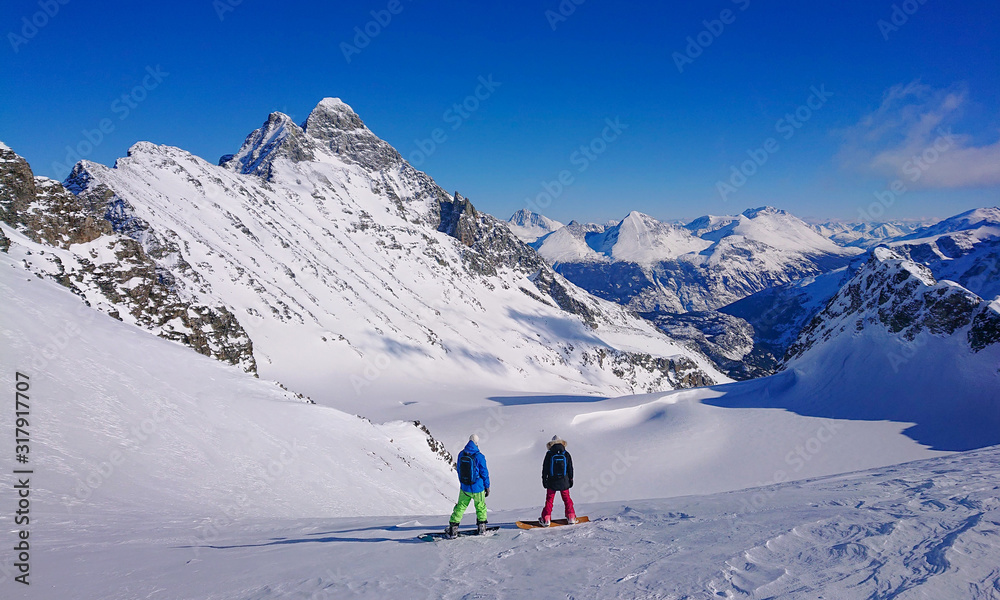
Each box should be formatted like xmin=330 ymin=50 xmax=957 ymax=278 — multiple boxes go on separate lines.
xmin=470 ymin=433 xmax=480 ymax=444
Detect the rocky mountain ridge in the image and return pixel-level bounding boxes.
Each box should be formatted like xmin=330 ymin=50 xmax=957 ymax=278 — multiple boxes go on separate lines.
xmin=0 ymin=99 xmax=727 ymax=399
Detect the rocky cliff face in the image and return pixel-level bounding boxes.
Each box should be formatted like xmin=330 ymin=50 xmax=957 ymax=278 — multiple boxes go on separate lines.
xmin=1 ymin=146 xmax=112 ymax=248
xmin=786 ymin=247 xmax=1000 ymax=363
xmin=0 ymin=98 xmax=726 ymax=397
xmin=0 ymin=144 xmax=257 ymax=372
xmin=640 ymin=310 xmax=762 ymax=380
xmin=888 ymin=208 xmax=1000 ymax=305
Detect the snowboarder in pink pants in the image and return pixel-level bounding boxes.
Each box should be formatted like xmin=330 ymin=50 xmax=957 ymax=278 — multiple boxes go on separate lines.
xmin=540 ymin=435 xmax=576 ymax=526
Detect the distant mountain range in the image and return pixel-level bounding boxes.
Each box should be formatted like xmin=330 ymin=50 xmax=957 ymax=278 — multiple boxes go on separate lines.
xmin=508 ymin=206 xmax=1000 ymax=380
xmin=2 ymin=96 xmax=996 ymax=400
xmin=519 ymin=206 xmax=863 ymax=314
xmin=0 ymin=100 xmax=728 ymax=403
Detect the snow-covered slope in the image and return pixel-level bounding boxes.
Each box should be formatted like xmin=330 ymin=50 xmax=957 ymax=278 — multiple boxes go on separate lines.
xmin=895 ymin=207 xmax=1000 ymax=244
xmin=0 ymin=249 xmax=456 ymax=518
xmin=0 ymin=102 xmax=730 ymax=404
xmin=538 ymin=207 xmax=863 ymax=313
xmin=779 ymin=246 xmax=1000 ymax=449
xmin=11 ymin=443 xmax=1000 ymax=599
xmin=505 ymin=208 xmax=564 ymax=243
xmin=890 ymin=207 xmax=1000 ymax=303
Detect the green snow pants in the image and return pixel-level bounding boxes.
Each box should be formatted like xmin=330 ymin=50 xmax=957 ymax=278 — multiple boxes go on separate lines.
xmin=449 ymin=490 xmax=487 ymax=523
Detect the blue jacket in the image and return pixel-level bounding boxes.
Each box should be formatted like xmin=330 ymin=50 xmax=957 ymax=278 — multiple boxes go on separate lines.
xmin=457 ymin=440 xmax=490 ymax=494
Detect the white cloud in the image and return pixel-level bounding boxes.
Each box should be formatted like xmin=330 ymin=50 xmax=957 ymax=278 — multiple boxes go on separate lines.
xmin=838 ymin=81 xmax=1000 ymax=188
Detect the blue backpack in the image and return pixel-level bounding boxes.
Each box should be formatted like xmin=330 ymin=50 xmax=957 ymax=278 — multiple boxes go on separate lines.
xmin=549 ymin=451 xmax=567 ymax=478
xmin=458 ymin=453 xmax=477 ymax=485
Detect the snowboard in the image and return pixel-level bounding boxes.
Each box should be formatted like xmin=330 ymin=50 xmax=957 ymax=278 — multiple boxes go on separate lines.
xmin=418 ymin=526 xmax=500 ymax=541
xmin=515 ymin=516 xmax=589 ymax=529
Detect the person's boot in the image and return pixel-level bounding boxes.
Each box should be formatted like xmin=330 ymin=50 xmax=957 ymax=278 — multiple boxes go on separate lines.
xmin=477 ymin=520 xmax=488 ymax=535
xmin=446 ymin=522 xmax=459 ymax=539
xmin=539 ymin=516 xmax=551 ymax=527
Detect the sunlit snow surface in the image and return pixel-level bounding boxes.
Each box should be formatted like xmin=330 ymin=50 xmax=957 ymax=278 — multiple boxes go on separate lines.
xmin=6 ymin=447 xmax=1000 ymax=599
xmin=6 ymin=230 xmax=1000 ymax=598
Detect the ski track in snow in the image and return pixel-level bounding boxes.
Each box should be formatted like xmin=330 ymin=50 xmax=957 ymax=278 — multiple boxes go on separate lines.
xmin=9 ymin=447 xmax=1000 ymax=599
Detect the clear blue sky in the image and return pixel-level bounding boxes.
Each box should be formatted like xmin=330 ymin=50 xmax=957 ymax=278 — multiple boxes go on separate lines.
xmin=2 ymin=0 xmax=998 ymax=224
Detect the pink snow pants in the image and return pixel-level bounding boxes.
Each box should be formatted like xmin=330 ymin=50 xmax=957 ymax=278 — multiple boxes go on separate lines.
xmin=541 ymin=489 xmax=576 ymax=521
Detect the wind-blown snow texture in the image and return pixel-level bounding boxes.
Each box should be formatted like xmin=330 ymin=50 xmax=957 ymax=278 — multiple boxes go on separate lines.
xmin=7 ymin=446 xmax=1000 ymax=599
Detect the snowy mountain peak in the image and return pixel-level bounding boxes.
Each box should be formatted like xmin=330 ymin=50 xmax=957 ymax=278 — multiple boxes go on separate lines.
xmin=313 ymin=96 xmax=358 ymax=116
xmin=222 ymin=111 xmax=313 ymax=177
xmin=2 ymin=99 xmax=728 ymax=397
xmin=620 ymin=210 xmax=658 ymax=227
xmin=871 ymin=246 xmax=937 ymax=285
xmin=899 ymin=206 xmax=1000 ymax=242
xmin=124 ymin=140 xmax=162 ymax=157
xmin=952 ymin=206 xmax=1000 ymax=225
xmin=508 ymin=208 xmax=559 ymax=229
xmin=536 ymin=205 xmax=862 ymax=312
xmin=788 ymin=245 xmax=1000 ymax=363
xmin=300 ymin=97 xmax=403 ymax=171
xmin=506 ymin=209 xmax=564 ymax=243
xmin=219 ymin=97 xmax=406 ymax=178
xmin=741 ymin=206 xmax=786 ymax=219
xmin=305 ymin=97 xmax=367 ymax=134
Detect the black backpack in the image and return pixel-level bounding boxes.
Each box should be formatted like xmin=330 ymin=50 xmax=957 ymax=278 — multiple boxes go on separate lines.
xmin=549 ymin=451 xmax=567 ymax=478
xmin=458 ymin=453 xmax=477 ymax=485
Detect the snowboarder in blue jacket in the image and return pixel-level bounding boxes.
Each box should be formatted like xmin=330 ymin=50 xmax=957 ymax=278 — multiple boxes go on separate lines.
xmin=447 ymin=434 xmax=491 ymax=537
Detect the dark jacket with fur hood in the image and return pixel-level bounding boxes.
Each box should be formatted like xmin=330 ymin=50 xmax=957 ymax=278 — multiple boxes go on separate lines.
xmin=542 ymin=438 xmax=574 ymax=491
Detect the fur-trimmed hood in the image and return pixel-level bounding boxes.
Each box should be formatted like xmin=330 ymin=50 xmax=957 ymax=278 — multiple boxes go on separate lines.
xmin=546 ymin=435 xmax=567 ymax=450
